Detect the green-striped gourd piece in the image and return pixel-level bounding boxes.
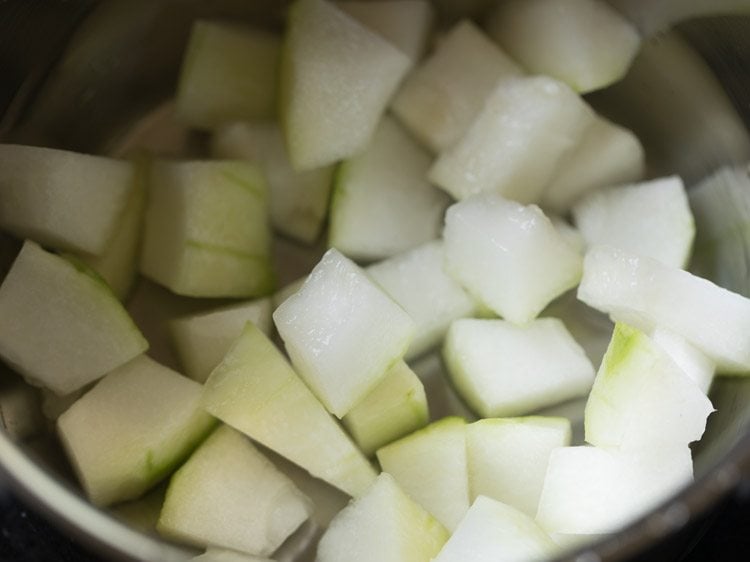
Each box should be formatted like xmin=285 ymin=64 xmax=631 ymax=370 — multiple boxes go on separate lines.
xmin=466 ymin=417 xmax=571 ymax=517
xmin=367 ymin=240 xmax=478 ymax=361
xmin=201 ymin=322 xmax=376 ymax=497
xmin=158 ymin=425 xmax=311 ymax=557
xmin=0 ymin=144 xmax=134 ymax=255
xmin=57 ymin=355 xmax=216 ymax=506
xmin=175 ymin=20 xmax=280 ymax=129
xmin=273 ymin=248 xmax=415 ymax=418
xmin=280 ymin=0 xmax=412 ymax=170
xmin=170 ymin=298 xmax=272 ymax=383
xmin=211 ymin=122 xmax=333 ymax=245
xmin=0 ymin=241 xmax=148 ymax=394
xmin=432 ymin=496 xmax=557 ymax=562
xmin=391 ymin=19 xmax=522 ymax=154
xmin=140 ymin=160 xmax=274 ymax=298
xmin=317 ymin=472 xmax=449 ymax=562
xmin=585 ymin=323 xmax=714 ymax=452
xmin=443 ymin=194 xmax=583 ymax=324
xmin=429 ymin=76 xmax=594 ymax=204
xmin=443 ymin=318 xmax=595 ymax=418
xmin=376 ymin=417 xmax=469 ymax=531
xmin=342 ymin=361 xmax=428 ymax=457
xmin=486 ymin=0 xmax=640 ymax=93
xmin=329 ymin=116 xmax=450 ymax=261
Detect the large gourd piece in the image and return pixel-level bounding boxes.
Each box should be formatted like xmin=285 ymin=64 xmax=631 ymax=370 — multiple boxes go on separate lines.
xmin=443 ymin=194 xmax=583 ymax=324
xmin=140 ymin=160 xmax=274 ymax=298
xmin=0 ymin=144 xmax=134 ymax=255
xmin=376 ymin=417 xmax=470 ymax=531
xmin=329 ymin=116 xmax=450 ymax=261
xmin=391 ymin=19 xmax=523 ymax=153
xmin=175 ymin=20 xmax=280 ymax=129
xmin=317 ymin=473 xmax=449 ymax=562
xmin=486 ymin=0 xmax=640 ymax=93
xmin=429 ymin=76 xmax=594 ymax=204
xmin=0 ymin=241 xmax=148 ymax=395
xmin=432 ymin=496 xmax=557 ymax=562
xmin=201 ymin=322 xmax=377 ymax=497
xmin=367 ymin=241 xmax=478 ymax=360
xmin=585 ymin=323 xmax=714 ymax=452
xmin=572 ymin=175 xmax=695 ymax=269
xmin=273 ymin=248 xmax=415 ymax=418
xmin=280 ymin=0 xmax=412 ymax=170
xmin=158 ymin=426 xmax=311 ymax=557
xmin=443 ymin=319 xmax=595 ymax=418
xmin=170 ymin=298 xmax=272 ymax=383
xmin=578 ymin=245 xmax=750 ymax=373
xmin=57 ymin=355 xmax=216 ymax=506
xmin=211 ymin=122 xmax=333 ymax=245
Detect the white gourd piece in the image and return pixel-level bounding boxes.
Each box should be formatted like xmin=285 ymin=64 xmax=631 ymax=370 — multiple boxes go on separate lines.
xmin=486 ymin=0 xmax=640 ymax=93
xmin=0 ymin=145 xmax=135 ymax=255
xmin=0 ymin=241 xmax=148 ymax=395
xmin=273 ymin=249 xmax=415 ymax=418
xmin=443 ymin=194 xmax=583 ymax=324
xmin=444 ymin=318 xmax=595 ymax=418
xmin=578 ymin=245 xmax=750 ymax=373
xmin=572 ymin=175 xmax=695 ymax=269
xmin=329 ymin=116 xmax=450 ymax=261
xmin=429 ymin=76 xmax=594 ymax=204
xmin=391 ymin=19 xmax=523 ymax=153
xmin=280 ymin=0 xmax=412 ymax=170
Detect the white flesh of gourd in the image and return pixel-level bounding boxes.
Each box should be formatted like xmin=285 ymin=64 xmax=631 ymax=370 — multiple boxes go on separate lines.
xmin=391 ymin=19 xmax=523 ymax=153
xmin=0 ymin=144 xmax=134 ymax=255
xmin=57 ymin=355 xmax=216 ymax=506
xmin=429 ymin=76 xmax=594 ymax=203
xmin=281 ymin=0 xmax=412 ymax=170
xmin=432 ymin=496 xmax=557 ymax=562
xmin=157 ymin=425 xmax=311 ymax=557
xmin=444 ymin=318 xmax=595 ymax=418
xmin=201 ymin=322 xmax=376 ymax=497
xmin=170 ymin=298 xmax=272 ymax=383
xmin=486 ymin=0 xmax=640 ymax=93
xmin=316 ymin=473 xmax=449 ymax=562
xmin=542 ymin=117 xmax=645 ymax=213
xmin=443 ymin=194 xmax=583 ymax=324
xmin=578 ymin=245 xmax=750 ymax=373
xmin=330 ymin=116 xmax=449 ymax=261
xmin=466 ymin=417 xmax=572 ymax=517
xmin=376 ymin=417 xmax=469 ymax=531
xmin=0 ymin=241 xmax=148 ymax=395
xmin=536 ymin=445 xmax=693 ymax=535
xmin=273 ymin=248 xmax=415 ymax=417
xmin=367 ymin=240 xmax=478 ymax=360
xmin=572 ymin=175 xmax=695 ymax=269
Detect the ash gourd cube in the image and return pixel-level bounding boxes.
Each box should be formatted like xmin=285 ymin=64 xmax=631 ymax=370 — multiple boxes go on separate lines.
xmin=273 ymin=248 xmax=415 ymax=418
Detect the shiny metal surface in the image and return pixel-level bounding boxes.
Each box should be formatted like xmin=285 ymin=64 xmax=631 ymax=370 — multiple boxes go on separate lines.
xmin=0 ymin=1 xmax=749 ymax=561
